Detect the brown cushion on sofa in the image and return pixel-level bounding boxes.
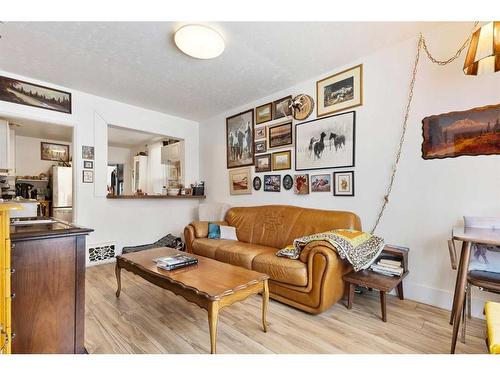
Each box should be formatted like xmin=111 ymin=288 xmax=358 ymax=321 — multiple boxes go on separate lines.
xmin=215 ymin=241 xmax=277 ymax=269
xmin=253 ymin=252 xmax=308 ymax=287
xmin=191 ymin=238 xmax=233 ymax=259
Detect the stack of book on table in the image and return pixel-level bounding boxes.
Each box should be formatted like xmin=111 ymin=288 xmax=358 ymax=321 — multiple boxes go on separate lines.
xmin=153 ymin=253 xmax=198 ymax=271
xmin=370 ymin=257 xmax=404 ymax=277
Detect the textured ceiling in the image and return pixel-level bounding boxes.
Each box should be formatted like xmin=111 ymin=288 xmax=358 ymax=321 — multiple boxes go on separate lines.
xmin=0 ymin=22 xmax=446 ymax=121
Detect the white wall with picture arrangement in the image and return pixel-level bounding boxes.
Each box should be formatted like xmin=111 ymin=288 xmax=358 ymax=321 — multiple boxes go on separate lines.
xmin=199 ymin=22 xmax=500 ymax=317
xmin=0 ymin=69 xmax=200 ymax=264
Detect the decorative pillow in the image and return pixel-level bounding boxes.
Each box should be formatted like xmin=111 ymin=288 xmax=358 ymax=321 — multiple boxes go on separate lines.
xmin=219 ymin=225 xmax=238 ymax=240
xmin=276 ymin=244 xmax=299 ymax=259
xmin=208 ymin=223 xmax=221 ymax=239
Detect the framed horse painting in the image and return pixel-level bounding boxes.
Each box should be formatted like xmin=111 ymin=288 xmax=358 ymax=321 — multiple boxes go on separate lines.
xmin=226 ymin=109 xmax=255 ymax=169
xmin=295 ymin=111 xmax=355 ymax=171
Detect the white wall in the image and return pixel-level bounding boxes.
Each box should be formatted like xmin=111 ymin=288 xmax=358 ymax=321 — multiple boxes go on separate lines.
xmin=199 ymin=23 xmax=500 ymax=316
xmin=15 ymin=135 xmax=72 ymax=177
xmin=0 ymin=69 xmax=200 ymax=264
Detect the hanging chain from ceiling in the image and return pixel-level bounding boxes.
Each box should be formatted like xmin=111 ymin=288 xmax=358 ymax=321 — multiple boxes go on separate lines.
xmin=371 ymin=22 xmax=479 ymax=234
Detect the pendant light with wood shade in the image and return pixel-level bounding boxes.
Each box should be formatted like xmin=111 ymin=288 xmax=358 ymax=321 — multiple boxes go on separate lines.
xmin=463 ymin=21 xmax=500 ymax=75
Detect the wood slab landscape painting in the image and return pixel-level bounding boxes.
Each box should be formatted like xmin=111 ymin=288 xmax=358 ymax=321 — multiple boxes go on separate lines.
xmin=0 ymin=75 xmax=71 ymax=114
xmin=422 ymin=104 xmax=500 ymax=159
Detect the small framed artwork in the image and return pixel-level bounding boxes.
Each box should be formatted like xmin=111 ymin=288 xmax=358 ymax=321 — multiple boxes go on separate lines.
xmin=82 ymin=170 xmax=94 ymax=183
xmin=273 ymin=96 xmax=292 ymax=119
xmin=256 ymin=102 xmax=273 ymax=124
xmin=334 ymin=171 xmax=354 ymax=196
xmin=253 ymin=176 xmax=262 ymax=191
xmin=272 ymin=150 xmax=291 ymax=171
xmin=255 ymin=140 xmax=267 ymax=154
xmin=293 ymin=174 xmax=309 ymax=195
xmin=82 ymin=145 xmax=95 ymax=160
xmin=268 ymin=121 xmax=293 ymax=149
xmin=41 ymin=142 xmax=70 ymax=162
xmin=83 ymin=160 xmax=93 ymax=169
xmin=295 ymin=111 xmax=355 ymax=171
xmin=255 ymin=126 xmax=267 ymax=141
xmin=229 ymin=167 xmax=252 ymax=195
xmin=317 ymin=64 xmax=363 ymax=117
xmin=311 ymin=174 xmax=331 ymax=192
xmin=255 ymin=154 xmax=271 ymax=173
xmin=282 ymin=174 xmax=293 ymax=190
xmin=264 ymin=175 xmax=281 ymax=192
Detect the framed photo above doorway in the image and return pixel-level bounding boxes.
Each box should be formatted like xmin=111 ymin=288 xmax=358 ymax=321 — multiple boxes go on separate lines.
xmin=41 ymin=142 xmax=70 ymax=162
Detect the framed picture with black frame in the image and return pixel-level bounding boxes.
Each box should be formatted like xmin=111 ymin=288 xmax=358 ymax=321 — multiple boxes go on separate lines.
xmin=295 ymin=111 xmax=355 ymax=171
xmin=333 ymin=171 xmax=355 ymax=196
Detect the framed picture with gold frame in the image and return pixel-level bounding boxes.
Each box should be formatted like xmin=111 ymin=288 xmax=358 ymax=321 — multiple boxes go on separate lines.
xmin=229 ymin=167 xmax=252 ymax=195
xmin=316 ymin=64 xmax=363 ymax=117
xmin=256 ymin=102 xmax=273 ymax=124
xmin=272 ymin=150 xmax=291 ymax=171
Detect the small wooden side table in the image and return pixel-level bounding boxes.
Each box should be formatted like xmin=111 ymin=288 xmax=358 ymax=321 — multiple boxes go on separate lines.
xmin=342 ymin=245 xmax=409 ymax=322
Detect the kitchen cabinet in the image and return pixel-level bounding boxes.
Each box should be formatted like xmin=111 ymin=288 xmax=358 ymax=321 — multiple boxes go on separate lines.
xmin=9 ymin=219 xmax=92 ymax=353
xmin=0 ymin=120 xmax=15 ymax=173
xmin=161 ymin=141 xmax=185 ymax=186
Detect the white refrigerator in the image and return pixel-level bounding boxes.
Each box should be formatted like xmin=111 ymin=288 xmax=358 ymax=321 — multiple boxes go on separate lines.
xmin=52 ymin=166 xmax=73 ymax=223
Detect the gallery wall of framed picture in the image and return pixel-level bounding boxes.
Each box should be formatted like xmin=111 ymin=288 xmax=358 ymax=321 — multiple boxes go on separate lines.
xmin=227 ymin=63 xmax=364 ymax=197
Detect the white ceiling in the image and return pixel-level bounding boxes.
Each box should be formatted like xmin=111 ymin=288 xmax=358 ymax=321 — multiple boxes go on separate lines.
xmin=4 ymin=116 xmax=73 ymax=142
xmin=0 ymin=22 xmax=447 ymax=121
xmin=108 ymin=125 xmax=167 ymax=148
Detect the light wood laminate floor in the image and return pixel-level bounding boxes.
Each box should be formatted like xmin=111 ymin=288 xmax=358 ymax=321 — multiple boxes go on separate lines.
xmin=85 ymin=263 xmax=487 ymax=354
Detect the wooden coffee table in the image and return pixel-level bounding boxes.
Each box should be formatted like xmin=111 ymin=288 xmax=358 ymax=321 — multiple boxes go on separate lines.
xmin=115 ymin=247 xmax=270 ymax=354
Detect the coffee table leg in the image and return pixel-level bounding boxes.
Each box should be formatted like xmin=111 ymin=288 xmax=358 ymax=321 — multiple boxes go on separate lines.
xmin=262 ymin=279 xmax=269 ymax=333
xmin=115 ymin=261 xmax=122 ymax=298
xmin=208 ymin=301 xmax=219 ymax=354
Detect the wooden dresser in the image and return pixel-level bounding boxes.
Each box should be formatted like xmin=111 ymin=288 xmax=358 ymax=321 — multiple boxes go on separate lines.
xmin=9 ymin=219 xmax=92 ymax=354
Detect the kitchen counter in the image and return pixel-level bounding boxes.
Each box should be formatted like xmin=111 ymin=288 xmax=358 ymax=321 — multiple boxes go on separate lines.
xmin=10 ymin=217 xmax=93 ymax=241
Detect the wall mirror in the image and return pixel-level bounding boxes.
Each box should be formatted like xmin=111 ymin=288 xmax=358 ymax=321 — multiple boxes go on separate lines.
xmin=107 ymin=124 xmax=185 ymax=196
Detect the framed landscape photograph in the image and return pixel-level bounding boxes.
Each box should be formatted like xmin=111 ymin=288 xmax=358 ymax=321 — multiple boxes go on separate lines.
xmin=333 ymin=171 xmax=354 ymax=196
xmin=264 ymin=175 xmax=281 ymax=192
xmin=293 ymin=174 xmax=309 ymax=195
xmin=0 ymin=75 xmax=72 ymax=114
xmin=272 ymin=150 xmax=291 ymax=171
xmin=255 ymin=126 xmax=266 ymax=141
xmin=226 ymin=109 xmax=254 ymax=169
xmin=41 ymin=142 xmax=70 ymax=162
xmin=295 ymin=111 xmax=355 ymax=171
xmin=273 ymin=96 xmax=292 ymax=119
xmin=422 ymin=104 xmax=500 ymax=159
xmin=255 ymin=154 xmax=271 ymax=172
xmin=268 ymin=121 xmax=293 ymax=149
xmin=229 ymin=167 xmax=252 ymax=195
xmin=316 ymin=64 xmax=362 ymax=117
xmin=256 ymin=102 xmax=273 ymax=124
xmin=311 ymin=174 xmax=331 ymax=192
xmin=254 ymin=140 xmax=267 ymax=154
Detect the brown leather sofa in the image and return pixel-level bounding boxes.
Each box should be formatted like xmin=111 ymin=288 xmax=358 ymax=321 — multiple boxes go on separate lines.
xmin=184 ymin=205 xmax=361 ymax=314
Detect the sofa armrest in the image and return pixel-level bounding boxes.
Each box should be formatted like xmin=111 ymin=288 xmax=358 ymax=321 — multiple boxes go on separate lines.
xmin=299 ymin=240 xmax=337 ymax=263
xmin=183 ymin=220 xmax=228 ymax=253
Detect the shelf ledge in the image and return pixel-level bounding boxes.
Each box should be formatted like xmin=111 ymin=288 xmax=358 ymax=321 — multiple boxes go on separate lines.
xmin=106 ymin=194 xmax=205 ymax=200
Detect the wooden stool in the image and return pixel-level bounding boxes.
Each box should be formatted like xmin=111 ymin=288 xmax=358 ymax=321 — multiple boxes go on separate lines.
xmin=342 ymin=245 xmax=409 ymax=322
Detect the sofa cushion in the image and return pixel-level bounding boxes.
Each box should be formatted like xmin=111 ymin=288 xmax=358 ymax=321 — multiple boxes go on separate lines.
xmin=253 ymin=252 xmax=308 ymax=287
xmin=215 ymin=241 xmax=277 ymax=269
xmin=191 ymin=238 xmax=234 ymax=259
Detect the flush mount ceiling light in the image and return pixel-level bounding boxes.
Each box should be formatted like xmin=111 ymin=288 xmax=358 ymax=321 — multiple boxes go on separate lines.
xmin=463 ymin=21 xmax=499 ymax=75
xmin=174 ymin=24 xmax=225 ymax=59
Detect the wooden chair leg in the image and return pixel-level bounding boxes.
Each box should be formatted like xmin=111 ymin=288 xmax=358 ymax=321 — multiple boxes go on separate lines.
xmin=347 ymin=282 xmax=355 ymax=309
xmin=380 ymin=291 xmax=387 ymax=322
xmin=461 ymin=292 xmax=466 ymax=344
xmin=466 ymin=284 xmax=472 ymax=319
xmin=396 ymin=282 xmax=404 ymax=300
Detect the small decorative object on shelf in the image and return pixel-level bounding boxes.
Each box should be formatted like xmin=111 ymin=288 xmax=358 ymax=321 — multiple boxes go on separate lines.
xmin=343 ymin=244 xmax=409 ymax=322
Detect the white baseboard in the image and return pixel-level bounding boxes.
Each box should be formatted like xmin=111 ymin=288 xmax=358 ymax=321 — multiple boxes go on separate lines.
xmin=403 ymin=281 xmax=500 ymax=319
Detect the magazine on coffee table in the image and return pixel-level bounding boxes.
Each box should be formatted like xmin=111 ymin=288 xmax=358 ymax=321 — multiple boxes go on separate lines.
xmin=153 ymin=253 xmax=198 ymax=271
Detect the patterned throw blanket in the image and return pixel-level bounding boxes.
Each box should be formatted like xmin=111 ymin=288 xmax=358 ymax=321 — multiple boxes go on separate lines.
xmin=276 ymin=229 xmax=385 ymax=271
